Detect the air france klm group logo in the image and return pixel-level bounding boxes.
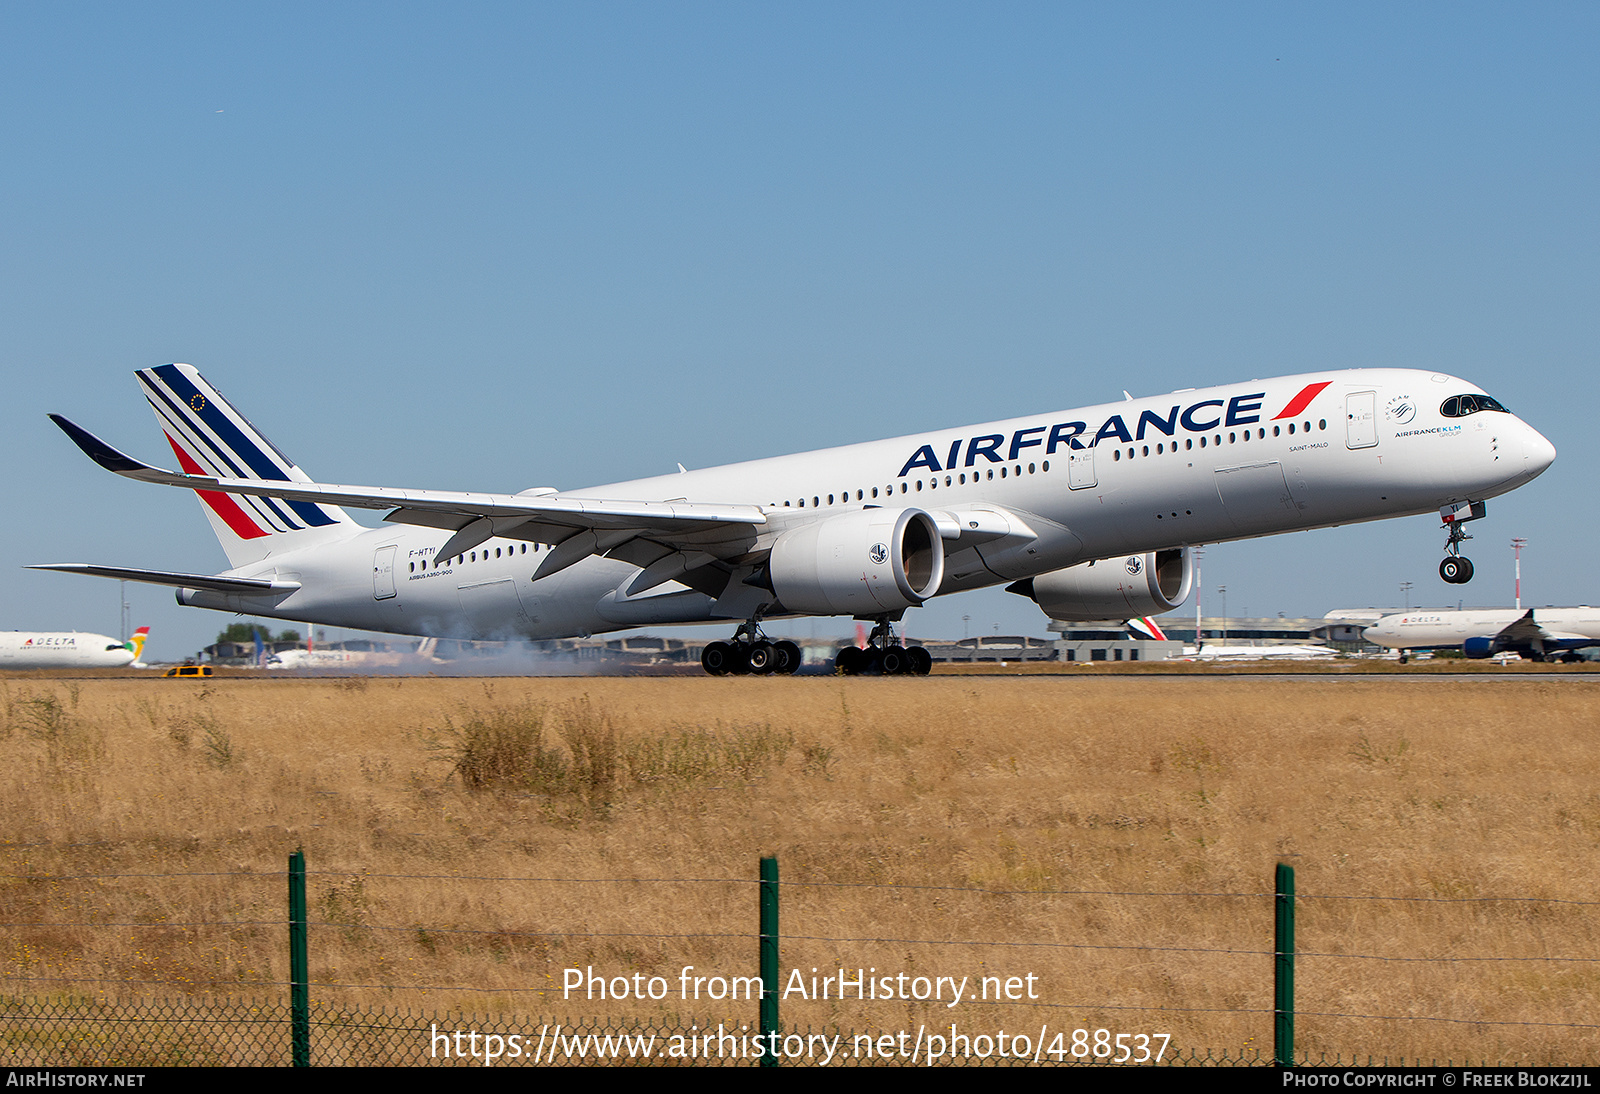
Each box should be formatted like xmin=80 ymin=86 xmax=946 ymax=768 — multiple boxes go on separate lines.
xmin=896 ymin=382 xmax=1332 ymax=478
xmin=868 ymin=543 xmax=889 ymax=566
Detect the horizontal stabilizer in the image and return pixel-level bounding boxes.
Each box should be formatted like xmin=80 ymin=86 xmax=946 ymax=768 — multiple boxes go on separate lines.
xmin=28 ymin=564 xmax=302 ymax=595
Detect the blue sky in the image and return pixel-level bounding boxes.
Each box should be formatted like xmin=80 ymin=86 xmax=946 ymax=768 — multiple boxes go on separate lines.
xmin=3 ymin=4 xmax=1596 ymax=658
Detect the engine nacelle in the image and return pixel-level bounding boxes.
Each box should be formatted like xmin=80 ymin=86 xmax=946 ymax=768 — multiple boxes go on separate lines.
xmin=1013 ymin=548 xmax=1193 ymax=622
xmin=770 ymin=508 xmax=945 ymax=616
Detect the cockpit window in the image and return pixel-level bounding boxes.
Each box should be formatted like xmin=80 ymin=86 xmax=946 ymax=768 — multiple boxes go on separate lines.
xmin=1440 ymin=393 xmax=1509 ymax=417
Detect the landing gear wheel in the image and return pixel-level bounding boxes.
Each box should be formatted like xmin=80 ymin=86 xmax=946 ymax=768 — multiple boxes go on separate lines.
xmin=745 ymin=641 xmax=776 ymax=675
xmin=879 ymin=646 xmax=908 ymax=675
xmin=701 ymin=641 xmax=733 ymax=676
xmin=1440 ymin=556 xmax=1474 ymax=584
xmin=836 ymin=646 xmax=866 ymax=675
xmin=773 ymin=640 xmax=802 ymax=675
xmin=907 ymin=646 xmax=933 ymax=676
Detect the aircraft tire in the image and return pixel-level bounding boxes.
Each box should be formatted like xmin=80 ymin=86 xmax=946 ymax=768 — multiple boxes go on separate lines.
xmin=907 ymin=646 xmax=933 ymax=675
xmin=774 ymin=640 xmax=802 ymax=675
xmin=702 ymin=641 xmax=733 ymax=676
xmin=1440 ymin=556 xmax=1474 ymax=584
xmin=879 ymin=647 xmax=909 ymax=675
xmin=745 ymin=641 xmax=776 ymax=675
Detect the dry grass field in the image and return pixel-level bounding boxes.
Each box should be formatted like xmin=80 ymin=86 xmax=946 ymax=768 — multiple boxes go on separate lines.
xmin=2 ymin=670 xmax=1598 ymax=1065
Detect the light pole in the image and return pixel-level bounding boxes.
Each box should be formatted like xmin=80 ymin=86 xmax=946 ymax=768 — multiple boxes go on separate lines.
xmin=1511 ymin=538 xmax=1526 ymax=608
xmin=1400 ymin=581 xmax=1413 ymax=612
xmin=1218 ymin=585 xmax=1228 ymax=646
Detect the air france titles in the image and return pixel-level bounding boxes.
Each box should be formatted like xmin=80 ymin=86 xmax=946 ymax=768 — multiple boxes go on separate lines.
xmin=897 ymin=390 xmax=1288 ymax=479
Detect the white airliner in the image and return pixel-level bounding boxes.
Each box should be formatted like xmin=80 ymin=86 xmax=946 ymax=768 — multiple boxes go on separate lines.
xmin=33 ymin=364 xmax=1554 ymax=676
xmin=1364 ymin=608 xmax=1600 ymax=662
xmin=0 ymin=627 xmax=148 ymax=669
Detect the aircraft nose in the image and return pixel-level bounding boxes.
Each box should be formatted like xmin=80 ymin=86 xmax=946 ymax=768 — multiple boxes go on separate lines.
xmin=1522 ymin=424 xmax=1556 ymax=479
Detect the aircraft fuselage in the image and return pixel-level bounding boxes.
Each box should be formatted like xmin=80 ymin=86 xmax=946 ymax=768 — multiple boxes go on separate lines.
xmin=172 ymin=368 xmax=1554 ymax=641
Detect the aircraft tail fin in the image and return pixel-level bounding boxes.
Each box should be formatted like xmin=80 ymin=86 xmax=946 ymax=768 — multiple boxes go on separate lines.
xmin=126 ymin=626 xmax=150 ymax=661
xmin=136 ymin=364 xmax=358 ymax=567
xmin=1128 ymin=616 xmax=1168 ymax=641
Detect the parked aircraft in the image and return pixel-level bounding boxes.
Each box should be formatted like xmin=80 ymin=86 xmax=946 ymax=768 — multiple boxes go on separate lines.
xmin=0 ymin=626 xmax=148 ymax=669
xmin=34 ymin=364 xmax=1553 ymax=675
xmin=1183 ymin=642 xmax=1339 ymax=661
xmin=1364 ymin=608 xmax=1600 ymax=662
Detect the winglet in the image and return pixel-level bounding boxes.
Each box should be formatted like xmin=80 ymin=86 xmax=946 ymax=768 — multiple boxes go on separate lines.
xmin=49 ymin=414 xmax=154 ymax=474
xmin=49 ymin=414 xmax=204 ymax=489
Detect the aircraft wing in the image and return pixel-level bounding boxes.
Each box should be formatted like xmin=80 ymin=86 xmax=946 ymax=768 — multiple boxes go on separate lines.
xmin=1496 ymin=611 xmax=1547 ymax=644
xmin=50 ymin=414 xmax=769 ymax=569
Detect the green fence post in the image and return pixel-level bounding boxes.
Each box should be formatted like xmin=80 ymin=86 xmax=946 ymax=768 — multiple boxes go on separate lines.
xmin=1274 ymin=862 xmax=1295 ymax=1067
xmin=759 ymin=855 xmax=779 ymax=1067
xmin=289 ymin=848 xmax=310 ymax=1067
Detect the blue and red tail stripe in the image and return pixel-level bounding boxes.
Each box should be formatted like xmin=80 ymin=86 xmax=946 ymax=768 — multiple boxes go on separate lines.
xmin=164 ymin=433 xmax=271 ymax=539
xmin=139 ymin=364 xmax=340 ymax=531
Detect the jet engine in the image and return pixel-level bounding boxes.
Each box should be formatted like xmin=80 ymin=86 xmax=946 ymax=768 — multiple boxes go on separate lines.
xmin=1010 ymin=548 xmax=1193 ymax=622
xmin=769 ymin=508 xmax=945 ymax=616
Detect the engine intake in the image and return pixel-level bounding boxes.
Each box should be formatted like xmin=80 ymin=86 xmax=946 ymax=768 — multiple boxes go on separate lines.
xmin=770 ymin=508 xmax=945 ymax=616
xmin=1012 ymin=548 xmax=1192 ymax=622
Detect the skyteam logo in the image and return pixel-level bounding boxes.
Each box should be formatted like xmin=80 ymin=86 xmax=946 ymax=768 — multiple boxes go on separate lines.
xmin=868 ymin=543 xmax=889 ymax=565
xmin=1385 ymin=394 xmax=1416 ymax=424
xmin=896 ymin=381 xmax=1335 ymax=478
xmin=1124 ymin=556 xmax=1143 ymax=576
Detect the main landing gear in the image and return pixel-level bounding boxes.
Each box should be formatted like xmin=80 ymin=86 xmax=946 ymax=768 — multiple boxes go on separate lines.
xmin=834 ymin=617 xmax=933 ymax=676
xmin=700 ymin=619 xmax=802 ymax=676
xmin=1439 ymin=500 xmax=1485 ymax=585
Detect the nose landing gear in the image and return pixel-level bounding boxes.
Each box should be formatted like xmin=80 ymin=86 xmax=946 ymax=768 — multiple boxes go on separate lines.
xmin=1439 ymin=500 xmax=1485 ymax=585
xmin=834 ymin=617 xmax=933 ymax=676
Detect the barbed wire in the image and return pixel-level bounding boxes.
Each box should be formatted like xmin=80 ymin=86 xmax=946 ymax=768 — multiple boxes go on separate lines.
xmin=8 ymin=868 xmax=1599 ymax=908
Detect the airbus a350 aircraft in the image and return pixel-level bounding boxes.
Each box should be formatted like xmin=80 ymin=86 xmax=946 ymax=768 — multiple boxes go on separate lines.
xmin=0 ymin=626 xmax=148 ymax=669
xmin=1364 ymin=608 xmax=1600 ymax=662
xmin=34 ymin=364 xmax=1553 ymax=675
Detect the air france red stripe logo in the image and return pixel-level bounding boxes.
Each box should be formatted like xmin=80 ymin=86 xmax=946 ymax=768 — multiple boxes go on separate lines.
xmin=1272 ymin=381 xmax=1331 ymax=421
